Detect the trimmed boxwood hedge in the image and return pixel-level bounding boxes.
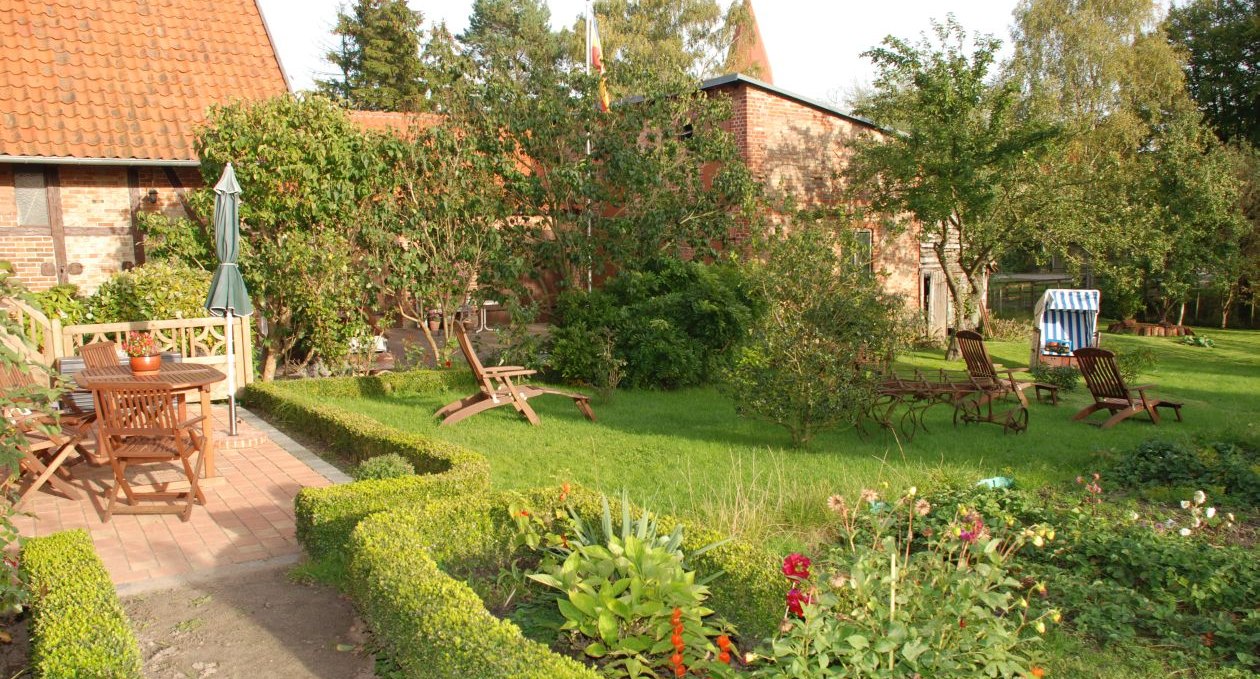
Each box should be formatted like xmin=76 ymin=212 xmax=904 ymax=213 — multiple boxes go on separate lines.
xmin=243 ymin=373 xmax=489 ymax=560
xmin=246 ymin=371 xmax=786 ymax=675
xmin=20 ymin=529 xmax=143 ymax=678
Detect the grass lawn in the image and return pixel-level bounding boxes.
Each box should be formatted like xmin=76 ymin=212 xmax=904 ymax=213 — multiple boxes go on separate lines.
xmin=322 ymin=328 xmax=1259 ymax=552
xmin=308 ymin=327 xmax=1258 ymax=678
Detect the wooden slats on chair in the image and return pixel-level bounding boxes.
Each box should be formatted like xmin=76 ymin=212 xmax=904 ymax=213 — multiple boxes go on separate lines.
xmin=1073 ymin=347 xmax=1184 ymax=429
xmin=435 ymin=322 xmax=596 ymax=426
xmin=94 ymin=381 xmax=206 ymax=521
xmin=80 ymin=341 xmax=122 ymax=370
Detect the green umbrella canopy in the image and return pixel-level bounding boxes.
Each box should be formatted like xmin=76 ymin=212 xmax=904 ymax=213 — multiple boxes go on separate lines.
xmin=205 ymin=163 xmax=254 ymax=317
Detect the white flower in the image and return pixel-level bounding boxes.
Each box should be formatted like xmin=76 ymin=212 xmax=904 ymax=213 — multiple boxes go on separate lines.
xmin=1193 ymin=490 xmax=1207 ymax=505
xmin=1227 ymin=513 xmax=1236 ymax=522
xmin=1179 ymin=528 xmax=1192 ymax=537
xmin=907 ymin=486 xmax=918 ymax=497
xmin=1206 ymin=507 xmax=1216 ymax=518
xmin=1192 ymin=516 xmax=1202 ymax=528
xmin=1128 ymin=511 xmax=1140 ymax=521
xmin=1180 ymin=500 xmax=1191 ymax=509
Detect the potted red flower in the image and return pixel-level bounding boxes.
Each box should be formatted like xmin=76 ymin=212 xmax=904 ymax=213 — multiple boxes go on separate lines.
xmin=121 ymin=331 xmax=161 ymax=375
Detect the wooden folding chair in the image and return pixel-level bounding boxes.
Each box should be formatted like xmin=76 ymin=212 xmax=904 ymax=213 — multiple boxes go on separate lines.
xmin=1 ymin=364 xmax=89 ymax=507
xmin=1073 ymin=347 xmax=1183 ymax=429
xmin=436 ymin=323 xmax=596 ymax=426
xmin=93 ymin=382 xmax=207 ymax=521
xmin=80 ymin=341 xmax=122 ymax=369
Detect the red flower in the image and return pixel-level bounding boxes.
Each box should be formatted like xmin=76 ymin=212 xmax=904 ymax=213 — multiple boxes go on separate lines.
xmin=518 ymin=509 xmax=530 ymax=517
xmin=785 ymin=587 xmax=813 ymax=616
xmin=781 ymin=553 xmax=811 ymax=581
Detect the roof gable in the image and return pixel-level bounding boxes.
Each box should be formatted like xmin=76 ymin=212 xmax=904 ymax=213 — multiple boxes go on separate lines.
xmin=0 ymin=0 xmax=290 ymax=163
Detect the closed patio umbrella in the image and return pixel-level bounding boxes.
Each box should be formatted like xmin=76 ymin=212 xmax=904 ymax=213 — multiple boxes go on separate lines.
xmin=204 ymin=163 xmax=253 ymax=436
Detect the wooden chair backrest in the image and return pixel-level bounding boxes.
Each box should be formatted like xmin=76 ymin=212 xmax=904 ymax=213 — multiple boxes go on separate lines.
xmin=1074 ymin=347 xmax=1130 ymax=402
xmin=93 ymin=382 xmax=181 ymax=442
xmin=80 ymin=341 xmax=121 ymax=370
xmin=452 ymin=323 xmax=493 ymax=393
xmin=0 ymin=363 xmax=36 ymax=391
xmin=956 ymin=330 xmax=999 ymax=384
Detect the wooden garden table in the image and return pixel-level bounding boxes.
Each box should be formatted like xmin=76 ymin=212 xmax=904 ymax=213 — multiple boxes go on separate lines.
xmin=76 ymin=362 xmax=227 ymax=478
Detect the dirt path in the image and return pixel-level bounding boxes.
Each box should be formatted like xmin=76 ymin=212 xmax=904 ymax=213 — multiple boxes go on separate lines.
xmin=124 ymin=565 xmax=374 ymax=679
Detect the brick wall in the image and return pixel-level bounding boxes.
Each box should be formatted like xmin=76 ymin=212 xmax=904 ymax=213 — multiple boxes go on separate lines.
xmin=0 ymin=163 xmax=202 ymax=293
xmin=710 ymin=83 xmax=923 ymax=313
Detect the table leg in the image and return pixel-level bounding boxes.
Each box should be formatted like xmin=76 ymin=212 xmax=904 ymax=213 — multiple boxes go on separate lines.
xmin=200 ymin=385 xmax=216 ymax=478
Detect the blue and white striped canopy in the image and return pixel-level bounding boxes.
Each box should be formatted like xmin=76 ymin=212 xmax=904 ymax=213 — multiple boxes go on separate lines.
xmin=1034 ymin=289 xmax=1100 ymax=355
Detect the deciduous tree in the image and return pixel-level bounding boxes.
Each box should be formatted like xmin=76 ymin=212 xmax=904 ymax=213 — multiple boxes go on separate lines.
xmin=1166 ymin=0 xmax=1260 ymax=146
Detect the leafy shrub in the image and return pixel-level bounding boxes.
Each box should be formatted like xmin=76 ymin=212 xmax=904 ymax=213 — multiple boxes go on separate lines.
xmin=135 ymin=211 xmax=215 ymax=270
xmin=1116 ymin=347 xmax=1158 ymax=382
xmin=21 ymin=530 xmax=143 ymax=678
xmin=29 ymin=284 xmax=87 ymax=325
xmin=550 ymin=259 xmax=762 ymax=390
xmin=513 ymin=493 xmax=738 ymax=678
xmin=1181 ymin=335 xmax=1215 ymax=348
xmin=757 ymin=487 xmax=1057 ymax=678
xmin=1109 ymin=439 xmax=1260 ymax=505
xmin=722 ymin=229 xmax=903 ymax=447
xmin=985 ymin=316 xmax=1034 ymax=342
xmin=353 ymin=453 xmax=416 ymax=481
xmin=1029 ymin=364 xmax=1080 ymax=391
xmin=83 ymin=260 xmax=212 ymax=323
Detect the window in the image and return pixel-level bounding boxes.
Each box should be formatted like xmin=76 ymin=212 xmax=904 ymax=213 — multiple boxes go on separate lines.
xmin=14 ymin=169 xmax=50 ymax=227
xmin=850 ymin=229 xmax=873 ymax=274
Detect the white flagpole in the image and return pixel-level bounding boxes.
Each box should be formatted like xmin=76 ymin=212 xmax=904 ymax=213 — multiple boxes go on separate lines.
xmin=225 ymin=309 xmax=237 ymax=436
xmin=585 ymin=0 xmax=594 ymax=292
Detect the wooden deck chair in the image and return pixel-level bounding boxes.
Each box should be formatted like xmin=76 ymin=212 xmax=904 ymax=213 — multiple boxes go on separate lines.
xmin=0 ymin=364 xmax=89 ymax=506
xmin=436 ymin=323 xmax=595 ymax=427
xmin=94 ymin=382 xmax=206 ymax=521
xmin=1073 ymin=347 xmax=1183 ymax=429
xmin=0 ymin=362 xmax=95 ymax=457
xmin=956 ymin=330 xmax=1059 ymax=407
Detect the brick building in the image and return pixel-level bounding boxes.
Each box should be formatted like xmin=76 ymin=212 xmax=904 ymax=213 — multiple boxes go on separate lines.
xmin=699 ymin=73 xmax=930 ymax=330
xmin=0 ymin=0 xmax=290 ymax=293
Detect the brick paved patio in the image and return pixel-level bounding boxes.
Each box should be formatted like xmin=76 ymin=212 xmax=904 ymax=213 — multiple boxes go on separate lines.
xmin=12 ymin=407 xmax=348 ymax=591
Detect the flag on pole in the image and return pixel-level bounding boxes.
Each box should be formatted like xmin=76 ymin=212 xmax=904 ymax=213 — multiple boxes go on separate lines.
xmin=589 ymin=9 xmax=611 ymax=112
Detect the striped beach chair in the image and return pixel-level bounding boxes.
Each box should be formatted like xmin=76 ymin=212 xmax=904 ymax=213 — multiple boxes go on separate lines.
xmin=1032 ymin=289 xmax=1100 ymax=365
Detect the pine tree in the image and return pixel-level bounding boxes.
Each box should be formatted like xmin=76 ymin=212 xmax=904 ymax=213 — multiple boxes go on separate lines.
xmin=318 ymin=0 xmax=427 ymax=111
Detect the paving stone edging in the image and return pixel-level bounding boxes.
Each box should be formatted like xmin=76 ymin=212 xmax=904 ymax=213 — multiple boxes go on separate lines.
xmin=236 ymin=407 xmax=353 ymax=484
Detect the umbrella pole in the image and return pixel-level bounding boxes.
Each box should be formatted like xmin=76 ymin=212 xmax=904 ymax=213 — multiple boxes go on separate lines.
xmin=226 ymin=309 xmax=238 ymax=436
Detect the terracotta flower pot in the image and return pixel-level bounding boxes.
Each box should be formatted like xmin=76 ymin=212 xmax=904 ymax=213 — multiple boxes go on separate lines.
xmin=129 ymin=354 xmax=161 ymax=376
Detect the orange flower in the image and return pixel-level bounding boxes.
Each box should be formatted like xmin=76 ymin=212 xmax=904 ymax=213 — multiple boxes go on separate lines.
xmin=671 ymin=653 xmax=683 ymax=666
xmin=716 ymin=635 xmax=731 ymax=651
xmin=718 ymin=651 xmax=731 ymax=664
xmin=672 ymin=632 xmax=684 ymax=649
xmin=674 ymin=665 xmax=686 ymax=677
xmin=559 ymin=482 xmax=571 ymax=502
xmin=518 ymin=509 xmax=530 ymax=517
xmin=1030 ymin=667 xmax=1045 ymax=678
xmin=671 ymin=608 xmax=683 ymax=624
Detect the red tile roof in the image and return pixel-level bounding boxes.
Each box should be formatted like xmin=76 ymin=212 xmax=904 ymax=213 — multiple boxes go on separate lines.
xmin=349 ymin=111 xmax=443 ymax=137
xmin=0 ymin=0 xmax=290 ymax=163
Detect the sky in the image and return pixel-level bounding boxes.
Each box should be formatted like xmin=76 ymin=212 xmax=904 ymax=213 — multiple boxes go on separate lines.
xmin=257 ymin=0 xmax=1023 ymax=107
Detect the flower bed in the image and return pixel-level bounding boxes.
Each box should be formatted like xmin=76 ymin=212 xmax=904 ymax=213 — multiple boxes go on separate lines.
xmin=348 ymin=486 xmax=781 ymax=678
xmin=20 ymin=529 xmax=143 ymax=678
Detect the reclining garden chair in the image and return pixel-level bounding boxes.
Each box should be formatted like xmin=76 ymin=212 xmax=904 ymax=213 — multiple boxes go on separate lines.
xmin=436 ymin=322 xmax=595 ymax=427
xmin=956 ymin=330 xmax=1059 ymax=407
xmin=1073 ymin=347 xmax=1183 ymax=429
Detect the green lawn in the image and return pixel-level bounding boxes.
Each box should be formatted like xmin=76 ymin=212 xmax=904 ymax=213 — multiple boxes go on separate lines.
xmin=324 ymin=328 xmax=1259 ymax=552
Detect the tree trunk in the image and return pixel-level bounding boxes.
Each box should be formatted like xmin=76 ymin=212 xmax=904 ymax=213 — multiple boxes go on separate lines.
xmin=261 ymin=348 xmax=278 ymax=382
xmin=1221 ymin=284 xmax=1236 ymax=329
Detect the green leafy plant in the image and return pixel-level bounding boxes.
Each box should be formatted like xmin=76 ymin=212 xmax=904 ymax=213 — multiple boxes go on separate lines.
xmin=29 ymin=283 xmax=86 ymax=325
xmin=352 ymin=453 xmax=416 ymax=481
xmin=1108 ymin=439 xmax=1260 ymax=505
xmin=513 ymin=493 xmax=739 ymax=678
xmin=757 ymin=487 xmax=1057 ymax=678
xmin=1029 ymin=364 xmax=1080 ymax=392
xmin=82 ymin=260 xmax=212 ymax=324
xmin=722 ymin=228 xmax=903 ymax=447
xmin=1115 ymin=347 xmax=1159 ymax=382
xmin=1181 ymin=334 xmax=1216 ymax=347
xmin=984 ymin=317 xmax=1034 ymax=342
xmin=551 ymin=259 xmax=761 ymax=390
